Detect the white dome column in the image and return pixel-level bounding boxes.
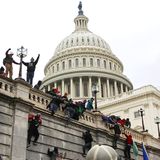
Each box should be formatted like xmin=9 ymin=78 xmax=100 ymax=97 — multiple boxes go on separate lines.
xmin=88 ymin=77 xmax=92 ymax=97
xmin=120 ymin=83 xmax=124 ymax=94
xmin=70 ymin=78 xmax=73 ymax=98
xmin=125 ymin=86 xmax=128 ymax=92
xmin=114 ymin=80 xmax=118 ymax=96
xmin=103 ymin=82 xmax=107 ymax=98
xmin=54 ymin=82 xmax=57 ymax=88
xmin=98 ymin=77 xmax=102 ymax=98
xmin=61 ymin=80 xmax=65 ymax=95
xmin=107 ymin=78 xmax=110 ymax=97
xmin=48 ymin=84 xmax=51 ymax=91
xmin=79 ymin=77 xmax=83 ymax=97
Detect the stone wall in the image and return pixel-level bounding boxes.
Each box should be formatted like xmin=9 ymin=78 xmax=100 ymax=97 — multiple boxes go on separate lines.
xmin=0 ymin=76 xmax=160 ymax=160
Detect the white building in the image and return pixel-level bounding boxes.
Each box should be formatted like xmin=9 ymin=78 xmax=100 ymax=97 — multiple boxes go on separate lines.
xmin=41 ymin=2 xmax=160 ymax=138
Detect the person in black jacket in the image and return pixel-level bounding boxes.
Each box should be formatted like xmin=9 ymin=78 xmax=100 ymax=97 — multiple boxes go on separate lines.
xmin=22 ymin=54 xmax=40 ymax=85
xmin=82 ymin=129 xmax=93 ymax=156
xmin=110 ymin=122 xmax=121 ymax=149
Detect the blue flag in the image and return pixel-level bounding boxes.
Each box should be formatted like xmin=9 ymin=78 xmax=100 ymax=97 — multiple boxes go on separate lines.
xmin=142 ymin=143 xmax=149 ymax=160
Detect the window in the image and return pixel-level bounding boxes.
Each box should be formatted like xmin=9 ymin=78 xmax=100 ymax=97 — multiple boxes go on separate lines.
xmin=75 ymin=58 xmax=79 ymax=67
xmin=109 ymin=62 xmax=112 ymax=70
xmin=83 ymin=58 xmax=86 ymax=67
xmin=97 ymin=59 xmax=100 ymax=67
xmin=90 ymin=58 xmax=93 ymax=67
xmin=104 ymin=60 xmax=106 ymax=69
xmin=62 ymin=61 xmax=65 ymax=70
xmin=52 ymin=66 xmax=54 ymax=73
xmin=57 ymin=64 xmax=59 ymax=71
xmin=69 ymin=60 xmax=72 ymax=69
xmin=134 ymin=111 xmax=140 ymax=118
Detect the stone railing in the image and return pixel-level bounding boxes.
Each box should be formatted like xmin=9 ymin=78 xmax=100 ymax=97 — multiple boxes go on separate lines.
xmin=0 ymin=76 xmax=160 ymax=149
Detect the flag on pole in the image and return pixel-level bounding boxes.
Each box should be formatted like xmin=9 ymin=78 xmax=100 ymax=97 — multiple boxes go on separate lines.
xmin=132 ymin=141 xmax=138 ymax=160
xmin=142 ymin=143 xmax=149 ymax=160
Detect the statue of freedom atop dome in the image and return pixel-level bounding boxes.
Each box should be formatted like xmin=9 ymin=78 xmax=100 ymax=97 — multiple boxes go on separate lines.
xmin=78 ymin=1 xmax=83 ymax=15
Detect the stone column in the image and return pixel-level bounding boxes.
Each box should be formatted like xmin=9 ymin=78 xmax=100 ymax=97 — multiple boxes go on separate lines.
xmin=125 ymin=86 xmax=128 ymax=92
xmin=120 ymin=83 xmax=123 ymax=94
xmin=54 ymin=82 xmax=57 ymax=88
xmin=79 ymin=77 xmax=83 ymax=97
xmin=48 ymin=84 xmax=51 ymax=91
xmin=107 ymin=78 xmax=110 ymax=98
xmin=103 ymin=82 xmax=107 ymax=98
xmin=61 ymin=80 xmax=64 ymax=95
xmin=88 ymin=77 xmax=92 ymax=98
xmin=70 ymin=78 xmax=73 ymax=98
xmin=114 ymin=80 xmax=118 ymax=96
xmin=98 ymin=77 xmax=101 ymax=98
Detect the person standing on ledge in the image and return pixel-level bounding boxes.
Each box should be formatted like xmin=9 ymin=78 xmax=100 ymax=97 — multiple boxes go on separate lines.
xmin=3 ymin=48 xmax=19 ymax=79
xmin=22 ymin=54 xmax=40 ymax=85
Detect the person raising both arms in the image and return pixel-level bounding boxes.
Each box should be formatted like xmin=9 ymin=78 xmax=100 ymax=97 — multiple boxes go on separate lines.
xmin=22 ymin=54 xmax=40 ymax=85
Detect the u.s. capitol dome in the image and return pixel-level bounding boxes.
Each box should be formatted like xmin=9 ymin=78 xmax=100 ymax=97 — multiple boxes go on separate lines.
xmin=42 ymin=2 xmax=133 ymax=100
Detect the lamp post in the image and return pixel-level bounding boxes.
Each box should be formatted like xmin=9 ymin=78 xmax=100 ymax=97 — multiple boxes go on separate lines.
xmin=92 ymin=84 xmax=99 ymax=111
xmin=17 ymin=46 xmax=27 ymax=79
xmin=154 ymin=116 xmax=160 ymax=138
xmin=138 ymin=108 xmax=145 ymax=132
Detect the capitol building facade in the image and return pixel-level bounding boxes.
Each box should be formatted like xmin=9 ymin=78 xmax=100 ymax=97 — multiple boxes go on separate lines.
xmin=41 ymin=3 xmax=160 ymax=139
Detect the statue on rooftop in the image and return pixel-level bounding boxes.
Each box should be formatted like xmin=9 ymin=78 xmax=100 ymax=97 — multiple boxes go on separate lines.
xmin=78 ymin=1 xmax=83 ymax=15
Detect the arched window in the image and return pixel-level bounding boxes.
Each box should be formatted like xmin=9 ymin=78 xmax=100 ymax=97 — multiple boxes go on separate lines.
xmin=83 ymin=58 xmax=86 ymax=67
xmin=104 ymin=60 xmax=106 ymax=69
xmin=75 ymin=58 xmax=79 ymax=67
xmin=62 ymin=61 xmax=65 ymax=70
xmin=57 ymin=64 xmax=59 ymax=71
xmin=97 ymin=59 xmax=100 ymax=67
xmin=90 ymin=58 xmax=93 ymax=67
xmin=52 ymin=66 xmax=54 ymax=73
xmin=109 ymin=62 xmax=112 ymax=70
xmin=69 ymin=60 xmax=72 ymax=69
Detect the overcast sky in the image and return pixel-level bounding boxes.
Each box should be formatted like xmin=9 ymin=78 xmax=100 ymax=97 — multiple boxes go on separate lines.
xmin=0 ymin=0 xmax=160 ymax=89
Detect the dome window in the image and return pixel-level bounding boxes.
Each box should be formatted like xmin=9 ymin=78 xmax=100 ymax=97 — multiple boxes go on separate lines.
xmin=62 ymin=61 xmax=65 ymax=70
xmin=57 ymin=63 xmax=59 ymax=71
xmin=90 ymin=58 xmax=93 ymax=67
xmin=104 ymin=60 xmax=106 ymax=69
xmin=75 ymin=58 xmax=79 ymax=67
xmin=97 ymin=59 xmax=100 ymax=67
xmin=87 ymin=38 xmax=90 ymax=44
xmin=68 ymin=60 xmax=72 ymax=69
xmin=76 ymin=38 xmax=79 ymax=44
xmin=71 ymin=39 xmax=74 ymax=46
xmin=83 ymin=58 xmax=86 ymax=67
xmin=52 ymin=66 xmax=54 ymax=73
